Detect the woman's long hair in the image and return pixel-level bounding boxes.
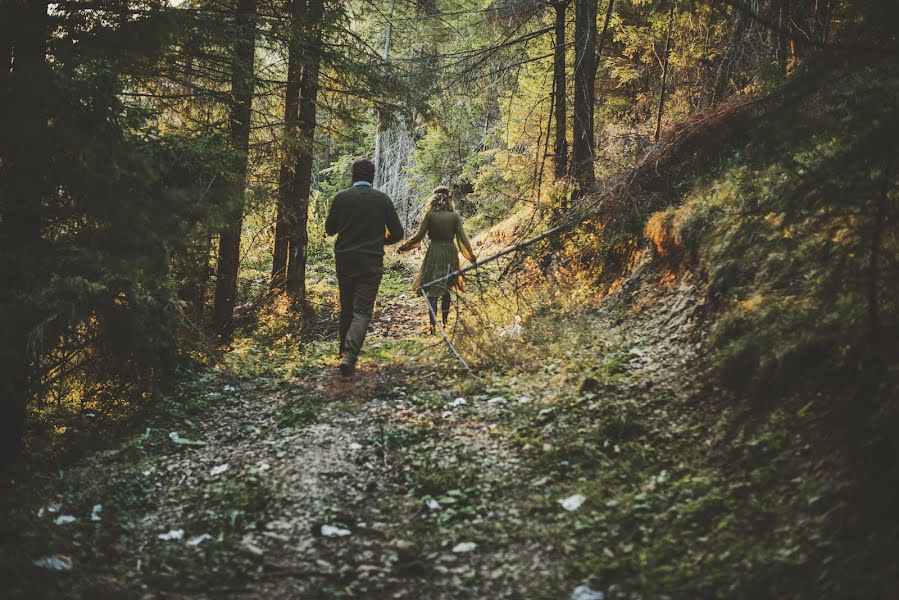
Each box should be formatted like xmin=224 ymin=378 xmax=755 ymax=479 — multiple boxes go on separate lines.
xmin=428 ymin=186 xmax=453 ymax=212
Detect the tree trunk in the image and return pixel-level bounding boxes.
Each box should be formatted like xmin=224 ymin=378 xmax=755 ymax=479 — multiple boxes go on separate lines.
xmin=0 ymin=0 xmax=13 ymax=72
xmin=271 ymin=0 xmax=302 ymax=290
xmin=0 ymin=0 xmax=49 ymax=473
xmin=571 ymin=0 xmax=597 ymax=196
xmin=596 ymin=0 xmax=614 ymax=60
xmin=286 ymin=0 xmax=324 ymax=307
xmin=212 ymin=0 xmax=257 ymax=338
xmin=776 ymin=1 xmax=788 ymax=74
xmin=654 ymin=3 xmax=676 ymax=143
xmin=868 ymin=141 xmax=894 ymax=345
xmin=552 ymin=0 xmax=568 ymax=181
xmin=714 ymin=3 xmax=744 ymax=105
xmin=373 ymin=0 xmax=397 ymax=187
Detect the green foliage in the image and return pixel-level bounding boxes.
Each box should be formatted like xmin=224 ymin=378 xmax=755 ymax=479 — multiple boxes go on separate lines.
xmin=276 ymin=400 xmax=319 ymax=429
xmin=685 ymin=66 xmax=899 ymax=394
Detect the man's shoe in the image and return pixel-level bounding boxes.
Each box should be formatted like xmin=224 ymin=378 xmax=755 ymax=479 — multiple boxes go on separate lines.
xmin=339 ymin=355 xmax=356 ymax=377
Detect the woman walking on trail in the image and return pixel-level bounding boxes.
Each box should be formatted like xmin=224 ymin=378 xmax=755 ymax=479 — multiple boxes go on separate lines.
xmin=398 ymin=186 xmax=476 ymax=333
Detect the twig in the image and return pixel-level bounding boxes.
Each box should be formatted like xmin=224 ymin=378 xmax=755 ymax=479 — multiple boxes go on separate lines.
xmin=419 ymin=289 xmax=470 ymax=371
xmin=418 ymin=223 xmax=571 ymax=292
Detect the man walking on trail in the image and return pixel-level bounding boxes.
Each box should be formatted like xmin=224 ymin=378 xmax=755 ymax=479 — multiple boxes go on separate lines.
xmin=325 ymin=158 xmax=404 ymax=376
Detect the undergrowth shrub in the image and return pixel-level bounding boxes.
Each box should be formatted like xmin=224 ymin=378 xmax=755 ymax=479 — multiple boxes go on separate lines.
xmin=589 ymin=58 xmax=898 ymax=405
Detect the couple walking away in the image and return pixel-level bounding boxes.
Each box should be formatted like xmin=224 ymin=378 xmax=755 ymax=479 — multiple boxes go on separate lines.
xmin=325 ymin=158 xmax=476 ymax=377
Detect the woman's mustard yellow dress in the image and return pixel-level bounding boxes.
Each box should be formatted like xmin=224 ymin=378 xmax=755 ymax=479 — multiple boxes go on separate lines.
xmin=401 ymin=210 xmax=475 ymax=298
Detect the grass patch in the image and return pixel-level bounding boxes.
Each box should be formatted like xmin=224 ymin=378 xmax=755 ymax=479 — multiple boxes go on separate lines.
xmin=140 ymin=477 xmax=275 ymax=591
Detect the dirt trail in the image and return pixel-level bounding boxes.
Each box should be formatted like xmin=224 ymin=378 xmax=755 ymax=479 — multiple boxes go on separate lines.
xmin=108 ymin=290 xmax=554 ymax=599
xmin=12 ymin=270 xmax=710 ymax=600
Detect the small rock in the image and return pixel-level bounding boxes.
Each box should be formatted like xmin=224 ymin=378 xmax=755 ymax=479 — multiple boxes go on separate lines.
xmin=54 ymin=515 xmax=76 ymax=525
xmin=452 ymin=542 xmax=476 ymax=553
xmin=535 ymin=407 xmax=556 ymax=424
xmin=210 ymin=464 xmax=229 ymax=476
xmin=315 ymin=559 xmax=336 ymax=572
xmin=243 ymin=543 xmax=265 ymax=556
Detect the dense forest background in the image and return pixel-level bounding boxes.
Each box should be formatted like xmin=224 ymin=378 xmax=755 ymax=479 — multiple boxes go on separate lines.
xmin=1 ymin=0 xmax=898 ymax=596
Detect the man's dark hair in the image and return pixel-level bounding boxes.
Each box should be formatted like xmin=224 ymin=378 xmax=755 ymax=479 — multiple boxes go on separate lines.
xmin=351 ymin=158 xmax=375 ymax=184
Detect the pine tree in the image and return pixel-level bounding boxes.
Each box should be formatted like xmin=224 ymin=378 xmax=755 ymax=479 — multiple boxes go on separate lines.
xmin=213 ymin=0 xmax=259 ymax=337
xmin=571 ymin=0 xmax=597 ymax=195
xmin=286 ymin=0 xmax=325 ymax=308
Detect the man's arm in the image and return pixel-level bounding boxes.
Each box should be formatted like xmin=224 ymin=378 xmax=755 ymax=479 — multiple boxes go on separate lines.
xmin=384 ymin=198 xmax=404 ymax=245
xmin=325 ymin=194 xmax=340 ymax=236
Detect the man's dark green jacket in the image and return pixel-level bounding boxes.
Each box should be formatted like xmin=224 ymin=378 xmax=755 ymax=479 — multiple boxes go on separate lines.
xmin=325 ymin=184 xmax=404 ymax=267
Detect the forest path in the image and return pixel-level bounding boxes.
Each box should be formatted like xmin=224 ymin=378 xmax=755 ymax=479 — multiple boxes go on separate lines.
xmin=15 ymin=270 xmax=708 ymax=600
xmin=113 ymin=287 xmax=562 ymax=599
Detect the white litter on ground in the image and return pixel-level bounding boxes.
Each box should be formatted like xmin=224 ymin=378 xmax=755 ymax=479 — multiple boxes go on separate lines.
xmin=320 ymin=524 xmax=351 ymax=537
xmin=158 ymin=529 xmax=185 ymax=541
xmin=559 ymin=494 xmax=587 ymax=511
xmin=186 ymin=533 xmax=213 ymax=546
xmin=33 ymin=555 xmax=74 ymax=571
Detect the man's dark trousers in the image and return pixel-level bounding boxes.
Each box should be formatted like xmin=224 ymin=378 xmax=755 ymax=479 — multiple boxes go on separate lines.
xmin=337 ymin=259 xmax=382 ymax=360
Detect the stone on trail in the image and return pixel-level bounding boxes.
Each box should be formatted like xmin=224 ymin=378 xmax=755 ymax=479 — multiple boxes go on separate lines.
xmin=452 ymin=542 xmax=477 ymax=553
xmin=90 ymin=504 xmax=102 ymax=522
xmin=54 ymin=515 xmax=76 ymax=525
xmin=242 ymin=542 xmax=265 ymax=556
